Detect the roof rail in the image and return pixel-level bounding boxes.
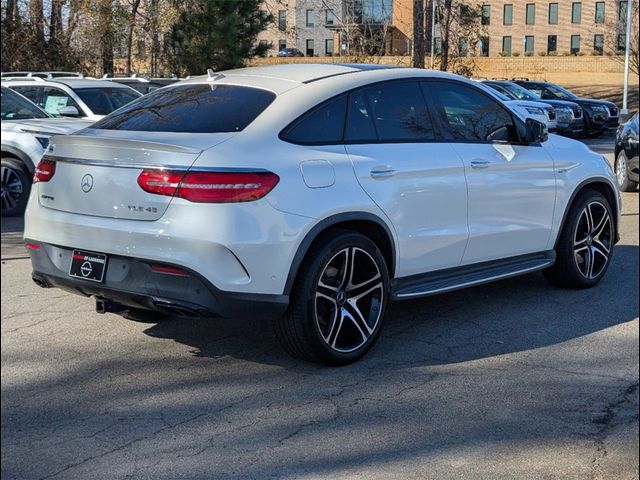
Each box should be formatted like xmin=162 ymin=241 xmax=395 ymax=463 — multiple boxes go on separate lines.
xmin=0 ymin=76 xmax=46 ymax=82
xmin=511 ymin=77 xmax=530 ymax=81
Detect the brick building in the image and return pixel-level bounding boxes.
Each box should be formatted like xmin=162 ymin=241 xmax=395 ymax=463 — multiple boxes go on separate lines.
xmin=476 ymin=0 xmax=632 ymax=57
xmin=256 ymin=0 xmax=633 ymax=58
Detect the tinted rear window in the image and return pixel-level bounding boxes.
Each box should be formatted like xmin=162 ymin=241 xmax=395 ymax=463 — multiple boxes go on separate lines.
xmin=92 ymin=84 xmax=276 ymax=133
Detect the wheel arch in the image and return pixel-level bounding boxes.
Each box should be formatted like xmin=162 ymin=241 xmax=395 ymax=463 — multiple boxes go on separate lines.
xmin=1 ymin=146 xmax=35 ymax=175
xmin=554 ymin=177 xmax=620 ymax=248
xmin=284 ymin=212 xmax=396 ymax=295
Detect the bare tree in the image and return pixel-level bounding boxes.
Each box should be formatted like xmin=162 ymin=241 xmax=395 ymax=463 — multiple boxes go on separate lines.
xmin=433 ymin=0 xmax=484 ymax=75
xmin=604 ymin=0 xmax=639 ymax=76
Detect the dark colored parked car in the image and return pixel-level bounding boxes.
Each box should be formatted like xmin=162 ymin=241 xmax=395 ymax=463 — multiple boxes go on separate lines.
xmin=482 ymin=80 xmax=584 ymax=136
xmin=513 ymin=80 xmax=619 ymax=137
xmin=615 ymin=112 xmax=639 ymax=192
xmin=278 ymin=48 xmax=305 ymax=57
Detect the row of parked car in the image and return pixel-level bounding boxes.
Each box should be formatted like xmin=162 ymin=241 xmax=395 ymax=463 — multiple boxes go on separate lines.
xmin=1 ymin=69 xmax=637 ymax=218
xmin=1 ymin=72 xmax=180 ymax=215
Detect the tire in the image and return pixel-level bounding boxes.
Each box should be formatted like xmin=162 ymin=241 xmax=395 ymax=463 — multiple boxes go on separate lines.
xmin=544 ymin=190 xmax=615 ymax=288
xmin=615 ymin=150 xmax=639 ymax=192
xmin=274 ymin=231 xmax=390 ymax=365
xmin=1 ymin=158 xmax=31 ymax=217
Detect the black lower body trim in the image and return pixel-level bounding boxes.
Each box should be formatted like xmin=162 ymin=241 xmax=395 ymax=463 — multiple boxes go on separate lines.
xmin=27 ymin=240 xmax=289 ymax=320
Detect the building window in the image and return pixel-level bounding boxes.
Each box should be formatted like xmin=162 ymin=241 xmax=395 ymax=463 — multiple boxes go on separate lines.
xmin=595 ymin=2 xmax=605 ymax=23
xmin=594 ymin=34 xmax=604 ymax=54
xmin=306 ymin=9 xmax=315 ymax=27
xmin=502 ymin=36 xmax=512 ymax=55
xmin=526 ymin=4 xmax=536 ymax=25
xmin=525 ymin=35 xmax=535 ymax=54
xmin=571 ymin=35 xmax=581 ymax=54
xmin=548 ymin=3 xmax=558 ymax=24
xmin=572 ymin=2 xmax=582 ymax=23
xmin=618 ymin=1 xmax=628 ymax=23
xmin=306 ymin=39 xmax=314 ymax=56
xmin=325 ymin=38 xmax=334 ymax=56
xmin=278 ymin=10 xmax=286 ymax=31
xmin=617 ymin=33 xmax=626 ymax=52
xmin=481 ymin=5 xmax=491 ymax=25
xmin=325 ymin=9 xmax=335 ymax=25
xmin=480 ymin=36 xmax=490 ymax=56
xmin=458 ymin=38 xmax=469 ymax=56
xmin=278 ymin=39 xmax=286 ymax=51
xmin=547 ymin=35 xmax=557 ymax=53
xmin=503 ymin=4 xmax=513 ymax=25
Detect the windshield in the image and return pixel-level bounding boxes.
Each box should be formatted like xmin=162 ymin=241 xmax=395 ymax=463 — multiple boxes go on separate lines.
xmin=495 ymin=82 xmax=540 ymax=102
xmin=543 ymin=83 xmax=578 ymax=100
xmin=1 ymin=87 xmax=51 ymax=120
xmin=92 ymin=84 xmax=276 ymax=133
xmin=74 ymin=87 xmax=141 ymax=115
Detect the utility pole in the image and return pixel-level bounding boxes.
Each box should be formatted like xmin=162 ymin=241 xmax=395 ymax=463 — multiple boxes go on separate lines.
xmin=621 ymin=0 xmax=634 ymax=114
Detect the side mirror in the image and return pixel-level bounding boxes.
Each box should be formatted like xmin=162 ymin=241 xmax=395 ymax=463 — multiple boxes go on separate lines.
xmin=525 ymin=118 xmax=549 ymax=143
xmin=58 ymin=106 xmax=80 ymax=117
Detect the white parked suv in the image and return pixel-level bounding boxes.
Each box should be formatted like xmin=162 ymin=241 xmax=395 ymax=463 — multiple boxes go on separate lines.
xmin=1 ymin=86 xmax=92 ymax=216
xmin=24 ymin=64 xmax=621 ymax=364
xmin=3 ymin=77 xmax=141 ymax=121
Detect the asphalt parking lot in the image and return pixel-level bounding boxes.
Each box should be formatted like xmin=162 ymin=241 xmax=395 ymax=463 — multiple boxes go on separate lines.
xmin=1 ymin=133 xmax=638 ymax=480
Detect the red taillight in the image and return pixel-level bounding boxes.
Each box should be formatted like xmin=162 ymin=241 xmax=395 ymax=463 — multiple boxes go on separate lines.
xmin=33 ymin=159 xmax=56 ymax=183
xmin=150 ymin=264 xmax=191 ymax=277
xmin=137 ymin=169 xmax=279 ymax=203
xmin=25 ymin=243 xmax=41 ymax=250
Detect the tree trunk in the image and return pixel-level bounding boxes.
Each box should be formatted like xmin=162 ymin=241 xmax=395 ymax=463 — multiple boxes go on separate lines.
xmin=126 ymin=0 xmax=141 ymax=75
xmin=48 ymin=0 xmax=64 ymax=68
xmin=439 ymin=0 xmax=452 ymax=71
xmin=99 ymin=0 xmax=114 ymax=75
xmin=412 ymin=0 xmax=425 ymax=68
xmin=29 ymin=0 xmax=45 ymax=68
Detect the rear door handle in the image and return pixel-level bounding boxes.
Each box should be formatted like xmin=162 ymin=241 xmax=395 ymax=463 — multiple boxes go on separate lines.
xmin=470 ymin=160 xmax=491 ymax=169
xmin=370 ymin=167 xmax=397 ymax=178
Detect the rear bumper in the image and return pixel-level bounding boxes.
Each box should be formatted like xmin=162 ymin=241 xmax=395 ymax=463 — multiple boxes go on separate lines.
xmin=27 ymin=240 xmax=289 ymax=319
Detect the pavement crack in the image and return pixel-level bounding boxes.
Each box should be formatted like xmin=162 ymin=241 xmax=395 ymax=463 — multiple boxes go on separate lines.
xmin=589 ymin=382 xmax=639 ymax=480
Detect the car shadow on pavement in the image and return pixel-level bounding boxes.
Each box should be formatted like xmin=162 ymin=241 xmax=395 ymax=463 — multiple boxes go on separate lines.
xmin=142 ymin=244 xmax=639 ymax=371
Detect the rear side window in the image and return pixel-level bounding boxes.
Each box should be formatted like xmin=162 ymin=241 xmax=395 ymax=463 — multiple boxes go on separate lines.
xmin=281 ymin=95 xmax=347 ymax=145
xmin=92 ymin=84 xmax=276 ymax=133
xmin=74 ymin=87 xmax=140 ymax=115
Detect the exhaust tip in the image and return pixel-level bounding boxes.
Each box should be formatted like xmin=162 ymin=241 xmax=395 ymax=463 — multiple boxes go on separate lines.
xmin=32 ymin=273 xmax=50 ymax=288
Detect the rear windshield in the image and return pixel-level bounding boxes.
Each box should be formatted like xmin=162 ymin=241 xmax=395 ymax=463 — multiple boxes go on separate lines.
xmin=74 ymin=87 xmax=141 ymax=115
xmin=91 ymin=84 xmax=276 ymax=133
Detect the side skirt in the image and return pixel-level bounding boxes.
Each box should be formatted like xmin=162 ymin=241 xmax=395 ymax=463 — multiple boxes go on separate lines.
xmin=392 ymin=251 xmax=556 ymax=300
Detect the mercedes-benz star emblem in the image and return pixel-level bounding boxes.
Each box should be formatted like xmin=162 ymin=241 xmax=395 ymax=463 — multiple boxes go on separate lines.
xmin=81 ymin=174 xmax=93 ymax=193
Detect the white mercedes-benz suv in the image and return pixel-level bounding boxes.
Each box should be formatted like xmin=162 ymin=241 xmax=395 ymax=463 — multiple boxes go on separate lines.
xmin=24 ymin=64 xmax=621 ymax=364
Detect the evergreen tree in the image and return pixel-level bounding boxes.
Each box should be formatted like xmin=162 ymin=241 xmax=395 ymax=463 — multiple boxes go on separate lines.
xmin=168 ymin=0 xmax=272 ymax=75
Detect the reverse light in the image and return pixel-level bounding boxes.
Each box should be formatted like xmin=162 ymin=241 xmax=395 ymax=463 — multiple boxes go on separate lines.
xmin=33 ymin=159 xmax=56 ymax=183
xmin=137 ymin=169 xmax=280 ymax=203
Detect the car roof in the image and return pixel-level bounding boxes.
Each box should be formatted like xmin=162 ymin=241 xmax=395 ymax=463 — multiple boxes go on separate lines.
xmin=181 ymin=63 xmax=463 ymax=93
